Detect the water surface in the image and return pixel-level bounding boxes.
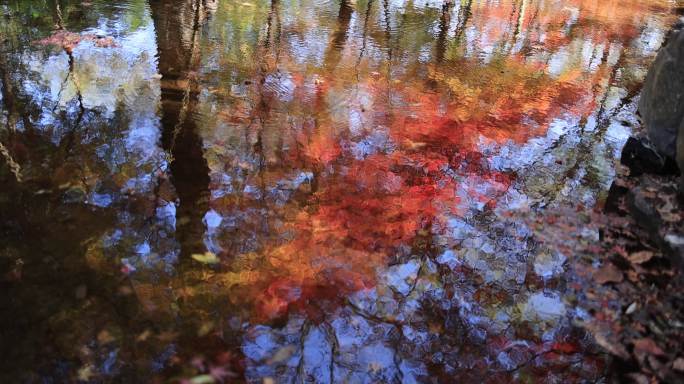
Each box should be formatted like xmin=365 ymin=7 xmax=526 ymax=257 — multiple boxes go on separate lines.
xmin=0 ymin=0 xmax=678 ymax=382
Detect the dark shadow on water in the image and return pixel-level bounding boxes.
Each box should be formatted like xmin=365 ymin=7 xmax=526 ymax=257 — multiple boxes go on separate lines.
xmin=150 ymin=0 xmax=211 ymax=262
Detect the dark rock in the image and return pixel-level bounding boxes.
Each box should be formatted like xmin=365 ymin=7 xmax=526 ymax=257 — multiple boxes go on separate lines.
xmin=638 ymin=27 xmax=684 ymax=162
xmin=626 ymin=175 xmax=684 ymax=270
xmin=679 ymin=120 xmax=684 ymax=190
xmin=628 ymin=185 xmax=662 ymax=235
xmin=620 ymin=137 xmax=677 ymax=176
xmin=604 ymin=180 xmax=629 ymax=214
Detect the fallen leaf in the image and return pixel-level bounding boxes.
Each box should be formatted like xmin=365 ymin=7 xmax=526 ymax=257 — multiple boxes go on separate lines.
xmin=189 ymin=374 xmax=215 ymax=384
xmin=268 ymin=346 xmax=296 ymax=364
xmin=136 ymin=329 xmax=152 ymax=342
xmin=593 ymin=332 xmax=630 ymax=359
xmin=551 ymin=341 xmax=579 ymax=354
xmin=628 ymin=251 xmax=654 ymax=265
xmin=594 ymin=263 xmax=623 ymax=284
xmin=625 ymin=302 xmax=638 ymax=315
xmin=97 ymin=329 xmax=115 ymax=344
xmin=210 ymin=365 xmax=237 ymax=380
xmin=77 ymin=365 xmax=96 ymax=381
xmin=633 ymin=338 xmax=665 ymax=356
xmin=197 ymin=321 xmax=215 ymax=337
xmin=673 ymin=357 xmax=684 ymax=372
xmin=192 ymin=252 xmax=219 ymax=264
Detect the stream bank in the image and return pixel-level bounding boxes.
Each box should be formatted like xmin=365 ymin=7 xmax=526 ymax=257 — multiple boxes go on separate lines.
xmin=569 ymin=21 xmax=684 ymax=383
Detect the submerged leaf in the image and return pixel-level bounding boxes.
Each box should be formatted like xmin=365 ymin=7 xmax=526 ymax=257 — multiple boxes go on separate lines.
xmin=628 ymin=251 xmax=654 ymax=265
xmin=192 ymin=252 xmax=220 ymax=264
xmin=593 ymin=263 xmax=623 ymax=284
xmin=189 ymin=374 xmax=215 ymax=384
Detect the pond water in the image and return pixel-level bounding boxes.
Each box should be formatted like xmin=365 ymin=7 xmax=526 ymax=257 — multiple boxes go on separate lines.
xmin=0 ymin=0 xmax=679 ymax=382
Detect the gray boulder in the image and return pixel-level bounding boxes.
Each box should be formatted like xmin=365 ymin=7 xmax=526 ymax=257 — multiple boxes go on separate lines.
xmin=639 ymin=25 xmax=684 ymax=178
xmin=679 ymin=119 xmax=684 ymax=179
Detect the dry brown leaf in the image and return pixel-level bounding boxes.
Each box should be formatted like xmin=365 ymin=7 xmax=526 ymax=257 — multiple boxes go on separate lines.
xmin=97 ymin=329 xmax=115 ymax=344
xmin=673 ymin=357 xmax=684 ymax=372
xmin=593 ymin=332 xmax=630 ymax=359
xmin=628 ymin=251 xmax=654 ymax=265
xmin=594 ymin=263 xmax=624 ymax=284
xmin=633 ymin=338 xmax=665 ymax=357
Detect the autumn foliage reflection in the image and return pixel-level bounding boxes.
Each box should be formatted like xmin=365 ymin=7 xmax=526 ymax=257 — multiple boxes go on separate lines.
xmin=181 ymin=0 xmax=677 ymax=323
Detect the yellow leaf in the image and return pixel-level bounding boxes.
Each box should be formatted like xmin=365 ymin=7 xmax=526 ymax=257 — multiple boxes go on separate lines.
xmin=191 ymin=252 xmax=219 ymax=264
xmin=190 ymin=375 xmax=215 ymax=384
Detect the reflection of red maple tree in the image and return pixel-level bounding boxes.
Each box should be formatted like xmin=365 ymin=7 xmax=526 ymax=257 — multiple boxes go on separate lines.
xmin=232 ymin=58 xmax=590 ymax=319
xmin=207 ymin=0 xmax=669 ymax=321
xmin=390 ymin=58 xmax=590 ymax=150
